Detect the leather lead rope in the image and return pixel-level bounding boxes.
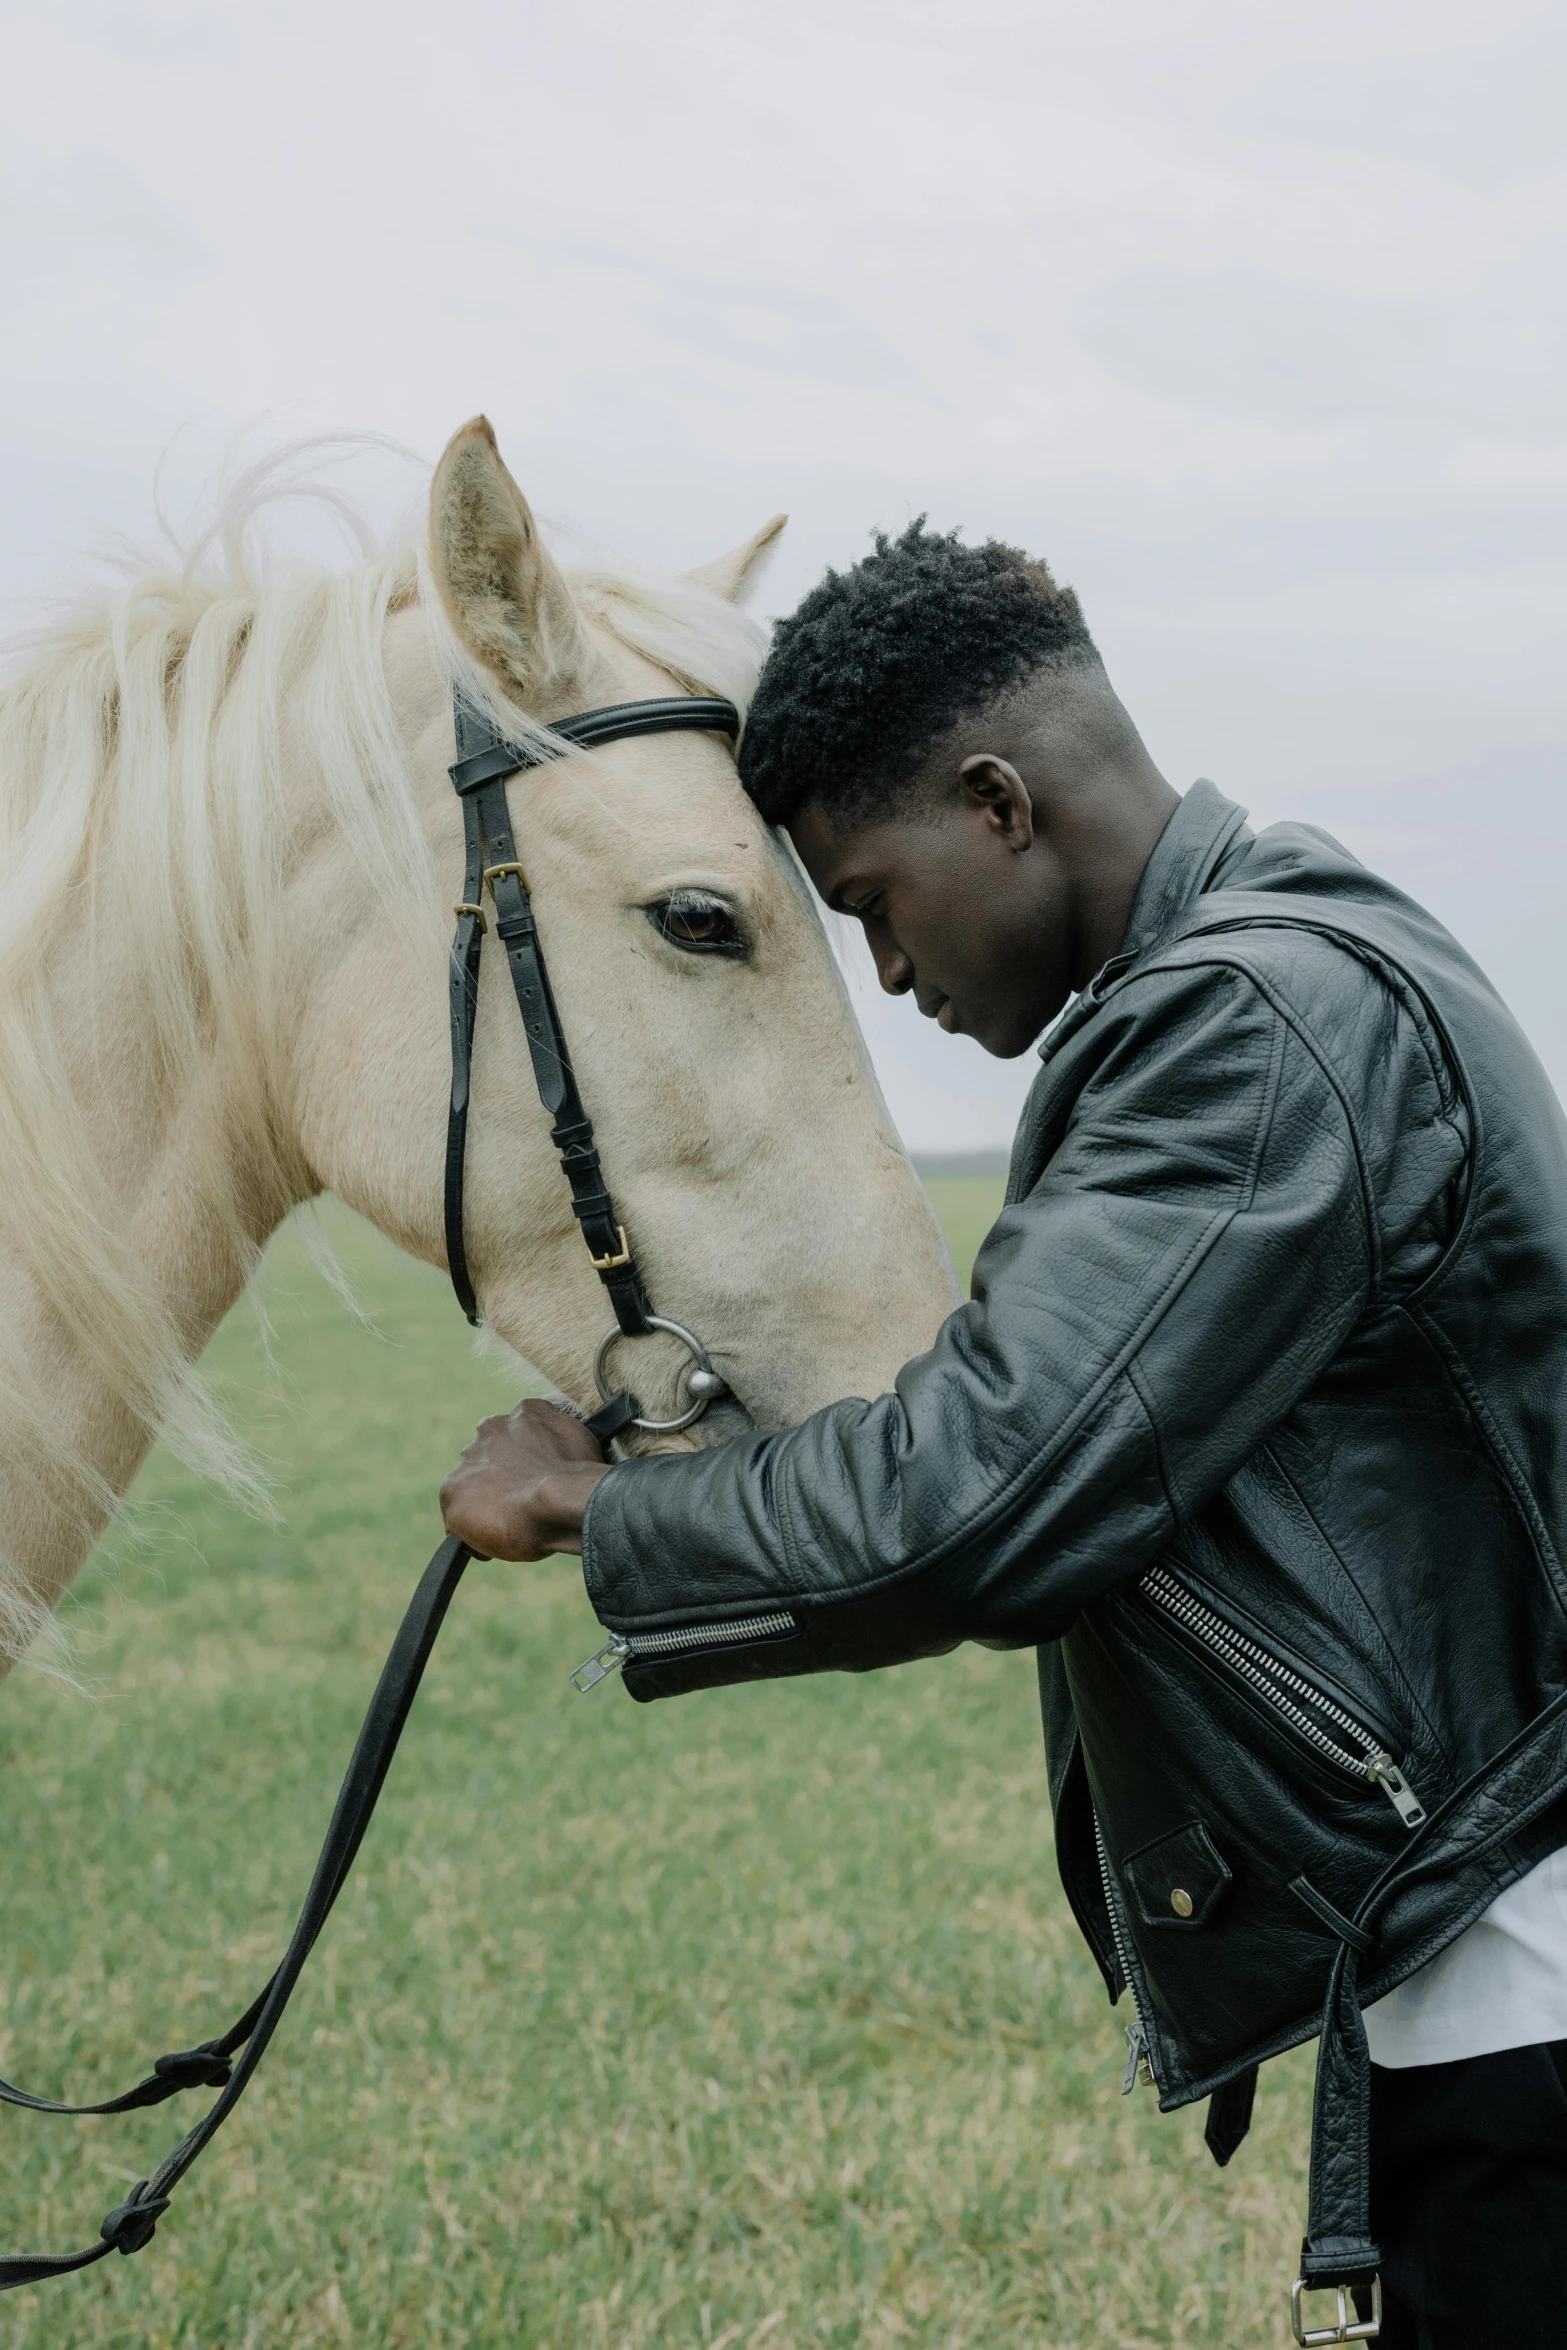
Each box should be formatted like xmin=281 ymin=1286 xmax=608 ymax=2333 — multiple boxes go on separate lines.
xmin=0 ymin=1539 xmax=472 ymax=2291
xmin=2 ymin=683 xmax=742 ymax=2288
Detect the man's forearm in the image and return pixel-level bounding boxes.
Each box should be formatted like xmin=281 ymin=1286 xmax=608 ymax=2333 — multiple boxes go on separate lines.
xmin=582 ymin=969 xmax=1373 ymax=1652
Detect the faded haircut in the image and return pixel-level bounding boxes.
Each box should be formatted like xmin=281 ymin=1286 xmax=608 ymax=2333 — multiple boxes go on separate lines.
xmin=738 ymin=519 xmax=1097 ymax=830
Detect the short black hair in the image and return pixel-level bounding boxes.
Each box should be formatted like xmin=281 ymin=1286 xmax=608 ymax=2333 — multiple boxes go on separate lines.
xmin=738 ymin=518 xmax=1097 ymax=829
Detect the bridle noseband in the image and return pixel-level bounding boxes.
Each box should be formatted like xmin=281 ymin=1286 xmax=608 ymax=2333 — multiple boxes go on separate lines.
xmin=445 ymin=689 xmax=742 ymax=1440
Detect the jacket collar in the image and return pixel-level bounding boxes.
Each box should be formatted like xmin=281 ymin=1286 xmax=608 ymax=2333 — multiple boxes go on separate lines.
xmin=1121 ymin=777 xmax=1251 ymax=959
xmin=1038 ymin=779 xmax=1251 ymax=1062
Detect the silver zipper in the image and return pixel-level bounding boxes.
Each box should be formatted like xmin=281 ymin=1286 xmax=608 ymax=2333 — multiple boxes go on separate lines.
xmin=1139 ymin=1565 xmax=1426 ymax=1829
xmin=571 ymin=1633 xmax=631 ymax=1692
xmin=571 ymin=1609 xmax=799 ymax=1694
xmin=1094 ymin=1809 xmax=1156 ymax=2093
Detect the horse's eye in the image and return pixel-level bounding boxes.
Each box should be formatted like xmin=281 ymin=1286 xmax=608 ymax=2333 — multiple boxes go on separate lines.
xmin=646 ymin=895 xmax=747 ymax=956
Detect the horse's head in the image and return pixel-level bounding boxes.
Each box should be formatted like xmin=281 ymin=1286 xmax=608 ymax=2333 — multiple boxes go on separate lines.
xmin=289 ymin=419 xmax=959 ymax=1442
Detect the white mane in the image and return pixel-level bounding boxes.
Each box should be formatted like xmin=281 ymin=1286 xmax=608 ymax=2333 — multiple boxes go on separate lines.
xmin=0 ymin=445 xmax=765 ymax=1659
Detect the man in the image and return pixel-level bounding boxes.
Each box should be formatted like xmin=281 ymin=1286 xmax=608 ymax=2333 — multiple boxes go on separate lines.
xmin=441 ymin=522 xmax=1567 ymax=2347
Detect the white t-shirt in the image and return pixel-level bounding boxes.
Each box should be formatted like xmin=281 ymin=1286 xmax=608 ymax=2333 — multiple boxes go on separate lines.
xmin=1362 ymin=1847 xmax=1567 ymax=2068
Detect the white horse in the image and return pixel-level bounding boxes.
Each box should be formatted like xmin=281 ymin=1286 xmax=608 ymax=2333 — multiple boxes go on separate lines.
xmin=0 ymin=417 xmax=958 ymax=1672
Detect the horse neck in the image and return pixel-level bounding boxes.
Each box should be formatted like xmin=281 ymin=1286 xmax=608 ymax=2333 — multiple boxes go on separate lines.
xmin=0 ymin=554 xmax=455 ymax=1672
xmin=0 ymin=781 xmax=312 ymax=1674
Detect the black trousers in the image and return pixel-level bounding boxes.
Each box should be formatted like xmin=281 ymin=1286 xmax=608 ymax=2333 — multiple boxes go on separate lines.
xmin=1368 ymin=2040 xmax=1567 ymax=2347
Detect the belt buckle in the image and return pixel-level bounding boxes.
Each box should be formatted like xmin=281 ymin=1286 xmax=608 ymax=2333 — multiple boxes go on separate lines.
xmin=1291 ymin=2276 xmax=1381 ymax=2345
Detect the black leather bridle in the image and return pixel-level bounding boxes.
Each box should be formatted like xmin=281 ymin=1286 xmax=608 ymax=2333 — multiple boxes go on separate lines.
xmin=446 ymin=688 xmax=741 ymax=1438
xmin=0 ymin=686 xmax=745 ymax=2290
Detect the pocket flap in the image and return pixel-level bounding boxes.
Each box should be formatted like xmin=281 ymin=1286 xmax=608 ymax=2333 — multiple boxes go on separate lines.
xmin=1122 ymin=1820 xmax=1232 ymax=1930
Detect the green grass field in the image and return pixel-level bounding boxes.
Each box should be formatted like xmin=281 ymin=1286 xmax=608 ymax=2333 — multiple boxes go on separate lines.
xmin=1 ymin=1178 xmax=1315 ymax=2348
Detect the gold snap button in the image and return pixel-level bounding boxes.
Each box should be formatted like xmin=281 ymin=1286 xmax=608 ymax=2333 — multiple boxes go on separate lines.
xmin=1170 ymin=1887 xmax=1194 ymax=1918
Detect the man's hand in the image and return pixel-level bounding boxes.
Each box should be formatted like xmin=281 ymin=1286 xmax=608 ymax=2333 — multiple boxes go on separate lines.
xmin=440 ymin=1398 xmax=613 ymax=1560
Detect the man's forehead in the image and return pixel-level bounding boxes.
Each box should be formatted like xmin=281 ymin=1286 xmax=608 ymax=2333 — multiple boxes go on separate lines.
xmin=788 ymin=798 xmax=897 ymax=902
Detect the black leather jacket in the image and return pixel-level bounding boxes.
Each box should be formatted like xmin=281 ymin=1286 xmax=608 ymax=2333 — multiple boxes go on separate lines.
xmin=581 ymin=781 xmax=1567 ymax=2290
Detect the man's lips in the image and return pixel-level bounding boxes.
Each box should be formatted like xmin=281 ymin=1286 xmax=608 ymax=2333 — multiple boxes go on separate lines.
xmin=917 ymin=991 xmax=956 ymax=1032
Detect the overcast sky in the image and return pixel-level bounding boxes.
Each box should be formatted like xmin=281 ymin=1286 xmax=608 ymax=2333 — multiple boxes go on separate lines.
xmin=4 ymin=0 xmax=1564 ymax=1149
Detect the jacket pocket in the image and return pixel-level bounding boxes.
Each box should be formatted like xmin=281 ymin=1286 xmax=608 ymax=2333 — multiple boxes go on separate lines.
xmin=1134 ymin=1565 xmax=1427 ymax=1832
xmin=1123 ymin=1820 xmax=1233 ymax=1930
xmin=1068 ymin=1566 xmax=1429 ymax=2086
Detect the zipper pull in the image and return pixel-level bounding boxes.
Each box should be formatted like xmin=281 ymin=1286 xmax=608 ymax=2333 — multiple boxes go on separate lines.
xmin=571 ymin=1633 xmax=631 ymax=1693
xmin=1121 ymin=2021 xmax=1153 ymax=2095
xmin=1367 ymin=1752 xmax=1426 ymax=1828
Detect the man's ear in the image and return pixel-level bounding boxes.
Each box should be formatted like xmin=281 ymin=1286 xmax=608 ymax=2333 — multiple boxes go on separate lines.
xmin=682 ymin=513 xmax=788 ymax=604
xmin=429 ymin=416 xmax=587 ymax=701
xmin=958 ymin=754 xmax=1036 ymax=851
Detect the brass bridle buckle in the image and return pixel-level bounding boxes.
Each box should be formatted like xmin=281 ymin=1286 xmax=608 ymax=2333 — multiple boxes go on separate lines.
xmin=482 ymin=860 xmax=529 ymax=895
xmin=1291 ymin=2276 xmax=1381 ymax=2345
xmin=588 ymin=1225 xmax=632 ymax=1272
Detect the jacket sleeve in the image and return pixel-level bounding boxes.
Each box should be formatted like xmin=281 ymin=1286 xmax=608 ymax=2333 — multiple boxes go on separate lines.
xmin=581 ymin=955 xmax=1380 ymax=1697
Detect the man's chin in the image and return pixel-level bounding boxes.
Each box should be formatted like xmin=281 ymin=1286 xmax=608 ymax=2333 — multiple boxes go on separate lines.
xmin=931 ymin=991 xmax=1054 ymax=1057
xmin=964 ymin=1008 xmax=1053 ymax=1060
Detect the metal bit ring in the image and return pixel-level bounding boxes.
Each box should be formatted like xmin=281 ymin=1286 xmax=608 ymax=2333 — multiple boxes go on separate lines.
xmin=593 ymin=1315 xmax=728 ymax=1435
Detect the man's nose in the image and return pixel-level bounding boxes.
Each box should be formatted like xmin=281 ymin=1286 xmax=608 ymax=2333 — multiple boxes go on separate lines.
xmin=873 ymin=941 xmax=914 ymax=996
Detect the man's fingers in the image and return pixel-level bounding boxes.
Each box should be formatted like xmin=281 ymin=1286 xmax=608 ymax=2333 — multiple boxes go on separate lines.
xmin=509 ymin=1395 xmax=610 ymax=1462
xmin=440 ymin=1395 xmax=608 ymax=1563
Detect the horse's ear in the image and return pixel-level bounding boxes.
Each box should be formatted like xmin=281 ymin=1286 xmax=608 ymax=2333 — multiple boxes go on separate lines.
xmin=682 ymin=513 xmax=787 ymax=604
xmin=429 ymin=418 xmax=586 ymax=700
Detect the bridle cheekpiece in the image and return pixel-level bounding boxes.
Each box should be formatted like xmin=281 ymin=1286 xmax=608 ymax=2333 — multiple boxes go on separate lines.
xmin=445 ymin=689 xmax=742 ymax=1440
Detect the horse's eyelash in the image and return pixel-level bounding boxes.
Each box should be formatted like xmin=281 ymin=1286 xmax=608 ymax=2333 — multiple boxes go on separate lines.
xmin=643 ymin=893 xmax=750 ymax=956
